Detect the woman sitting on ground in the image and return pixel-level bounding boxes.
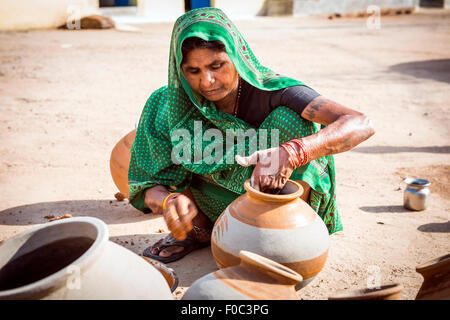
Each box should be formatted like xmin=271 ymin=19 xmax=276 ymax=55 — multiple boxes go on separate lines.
xmin=128 ymin=8 xmax=375 ymax=263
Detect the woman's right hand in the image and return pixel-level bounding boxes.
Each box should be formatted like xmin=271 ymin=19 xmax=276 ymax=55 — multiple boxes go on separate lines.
xmin=235 ymin=146 xmax=296 ymax=194
xmin=144 ymin=186 xmax=198 ymax=240
xmin=162 ymin=193 xmax=198 ymax=240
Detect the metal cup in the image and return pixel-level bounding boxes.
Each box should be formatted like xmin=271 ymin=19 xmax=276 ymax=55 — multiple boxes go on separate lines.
xmin=403 ymin=178 xmax=431 ymax=211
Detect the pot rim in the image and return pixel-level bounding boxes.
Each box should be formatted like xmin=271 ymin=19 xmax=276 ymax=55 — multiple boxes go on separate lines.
xmin=328 ymin=283 xmax=403 ymax=300
xmin=404 ymin=177 xmax=431 ymax=188
xmin=243 ymin=179 xmax=304 ymax=202
xmin=0 ymin=217 xmax=109 ymax=297
xmin=239 ymin=250 xmax=303 ymax=284
xmin=416 ymin=253 xmax=450 ymax=273
xmin=141 ymin=256 xmax=179 ymax=293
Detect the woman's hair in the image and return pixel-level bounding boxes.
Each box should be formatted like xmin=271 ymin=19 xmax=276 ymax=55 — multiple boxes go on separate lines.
xmin=181 ymin=37 xmax=226 ymax=65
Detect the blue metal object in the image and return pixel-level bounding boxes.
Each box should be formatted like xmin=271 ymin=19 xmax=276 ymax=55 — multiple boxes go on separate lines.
xmin=115 ymin=0 xmax=130 ymax=6
xmin=191 ymin=0 xmax=211 ymax=10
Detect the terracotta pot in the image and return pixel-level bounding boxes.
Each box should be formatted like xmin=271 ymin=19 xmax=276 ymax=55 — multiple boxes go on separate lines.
xmin=328 ymin=284 xmax=403 ymax=300
xmin=109 ymin=129 xmax=136 ymax=198
xmin=142 ymin=256 xmax=179 ymax=293
xmin=0 ymin=217 xmax=173 ymax=300
xmin=182 ymin=250 xmax=303 ymax=300
xmin=211 ymin=179 xmax=329 ymax=289
xmin=415 ymin=253 xmax=450 ymax=300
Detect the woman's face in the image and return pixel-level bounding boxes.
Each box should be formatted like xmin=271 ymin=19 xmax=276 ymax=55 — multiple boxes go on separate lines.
xmin=181 ymin=48 xmax=238 ymax=102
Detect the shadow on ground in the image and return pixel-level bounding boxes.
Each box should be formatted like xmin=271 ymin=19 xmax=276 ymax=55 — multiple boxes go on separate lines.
xmin=351 ymin=146 xmax=450 ymax=154
xmin=388 ymin=59 xmax=450 ymax=83
xmin=359 ymin=205 xmax=408 ymax=213
xmin=417 ymin=221 xmax=450 ymax=233
xmin=0 ymin=199 xmax=160 ymax=226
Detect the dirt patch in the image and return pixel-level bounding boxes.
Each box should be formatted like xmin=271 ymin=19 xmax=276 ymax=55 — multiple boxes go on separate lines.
xmin=396 ymin=165 xmax=450 ymax=200
xmin=0 ymin=10 xmax=449 ymax=300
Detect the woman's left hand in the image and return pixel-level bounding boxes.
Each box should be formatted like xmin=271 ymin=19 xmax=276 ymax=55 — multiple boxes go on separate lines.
xmin=235 ymin=147 xmax=295 ymax=193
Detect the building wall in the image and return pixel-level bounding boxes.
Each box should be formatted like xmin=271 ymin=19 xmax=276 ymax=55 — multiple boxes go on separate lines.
xmin=214 ymin=0 xmax=266 ymax=19
xmin=294 ymin=0 xmax=419 ymax=17
xmin=2 ymin=0 xmax=446 ymax=31
xmin=136 ymin=0 xmax=184 ymax=20
xmin=0 ymin=0 xmax=99 ymax=30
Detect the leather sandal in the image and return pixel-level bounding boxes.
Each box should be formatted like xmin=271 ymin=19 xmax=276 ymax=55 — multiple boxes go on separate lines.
xmin=143 ymin=228 xmax=210 ymax=263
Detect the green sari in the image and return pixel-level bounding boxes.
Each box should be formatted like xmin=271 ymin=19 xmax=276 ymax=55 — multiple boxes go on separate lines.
xmin=128 ymin=7 xmax=342 ymax=234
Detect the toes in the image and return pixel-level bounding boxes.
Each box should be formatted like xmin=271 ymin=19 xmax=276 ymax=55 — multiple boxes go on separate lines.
xmin=159 ymin=249 xmax=171 ymax=258
xmin=149 ymin=239 xmax=164 ymax=255
xmin=159 ymin=246 xmax=184 ymax=258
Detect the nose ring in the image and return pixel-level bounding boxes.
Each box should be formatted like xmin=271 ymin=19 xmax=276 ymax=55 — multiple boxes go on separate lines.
xmin=210 ymin=78 xmax=215 ymax=84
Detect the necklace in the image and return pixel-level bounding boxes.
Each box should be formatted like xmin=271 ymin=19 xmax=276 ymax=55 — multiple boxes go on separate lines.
xmin=233 ymin=76 xmax=242 ymax=117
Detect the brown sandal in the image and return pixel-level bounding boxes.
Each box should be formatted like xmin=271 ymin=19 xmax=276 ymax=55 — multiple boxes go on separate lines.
xmin=143 ymin=228 xmax=210 ymax=263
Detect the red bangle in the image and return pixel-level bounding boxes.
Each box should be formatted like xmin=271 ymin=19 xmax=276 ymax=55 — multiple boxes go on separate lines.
xmin=290 ymin=140 xmax=304 ymax=165
xmin=281 ymin=142 xmax=300 ymax=168
xmin=286 ymin=142 xmax=301 ymax=167
xmin=299 ymin=140 xmax=309 ymax=165
xmin=291 ymin=139 xmax=309 ymax=166
xmin=281 ymin=144 xmax=295 ymax=167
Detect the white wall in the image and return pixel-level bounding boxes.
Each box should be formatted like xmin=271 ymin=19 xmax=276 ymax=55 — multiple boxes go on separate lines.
xmin=214 ymin=0 xmax=266 ymax=19
xmin=294 ymin=0 xmax=419 ymax=17
xmin=136 ymin=0 xmax=184 ymax=21
xmin=0 ymin=0 xmax=99 ymax=30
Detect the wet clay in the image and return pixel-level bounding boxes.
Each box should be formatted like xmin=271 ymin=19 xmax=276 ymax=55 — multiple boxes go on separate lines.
xmin=0 ymin=237 xmax=93 ymax=291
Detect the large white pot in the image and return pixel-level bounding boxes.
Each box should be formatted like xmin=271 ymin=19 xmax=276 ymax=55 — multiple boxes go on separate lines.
xmin=0 ymin=217 xmax=173 ymax=300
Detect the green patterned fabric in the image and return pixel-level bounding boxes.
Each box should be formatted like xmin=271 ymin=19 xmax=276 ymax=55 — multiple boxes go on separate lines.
xmin=128 ymin=7 xmax=342 ymax=234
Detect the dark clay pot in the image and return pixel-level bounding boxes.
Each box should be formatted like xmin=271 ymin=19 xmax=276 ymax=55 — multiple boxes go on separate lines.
xmin=328 ymin=283 xmax=403 ymax=300
xmin=415 ymin=253 xmax=450 ymax=300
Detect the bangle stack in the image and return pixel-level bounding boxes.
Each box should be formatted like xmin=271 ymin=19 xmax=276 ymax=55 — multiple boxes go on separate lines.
xmin=281 ymin=142 xmax=300 ymax=168
xmin=280 ymin=138 xmax=309 ymax=168
xmin=291 ymin=138 xmax=309 ymax=165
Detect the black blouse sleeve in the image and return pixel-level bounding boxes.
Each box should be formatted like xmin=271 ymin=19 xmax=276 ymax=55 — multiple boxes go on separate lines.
xmin=236 ymin=81 xmax=321 ymax=127
xmin=269 ymin=85 xmax=321 ymax=117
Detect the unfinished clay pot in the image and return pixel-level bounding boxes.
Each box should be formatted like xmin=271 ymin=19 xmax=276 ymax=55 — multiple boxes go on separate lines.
xmin=211 ymin=179 xmax=329 ymax=289
xmin=0 ymin=217 xmax=173 ymax=300
xmin=182 ymin=250 xmax=302 ymax=300
xmin=328 ymin=284 xmax=403 ymax=300
xmin=110 ymin=129 xmax=136 ymax=198
xmin=415 ymin=253 xmax=450 ymax=300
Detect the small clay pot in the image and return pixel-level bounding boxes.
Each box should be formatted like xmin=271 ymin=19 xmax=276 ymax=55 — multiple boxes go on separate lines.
xmin=415 ymin=253 xmax=450 ymax=300
xmin=328 ymin=284 xmax=403 ymax=300
xmin=110 ymin=129 xmax=136 ymax=198
xmin=182 ymin=250 xmax=303 ymax=300
xmin=211 ymin=179 xmax=329 ymax=289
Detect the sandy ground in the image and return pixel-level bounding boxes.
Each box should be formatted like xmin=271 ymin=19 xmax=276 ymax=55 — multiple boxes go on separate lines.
xmin=0 ymin=8 xmax=449 ymax=300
